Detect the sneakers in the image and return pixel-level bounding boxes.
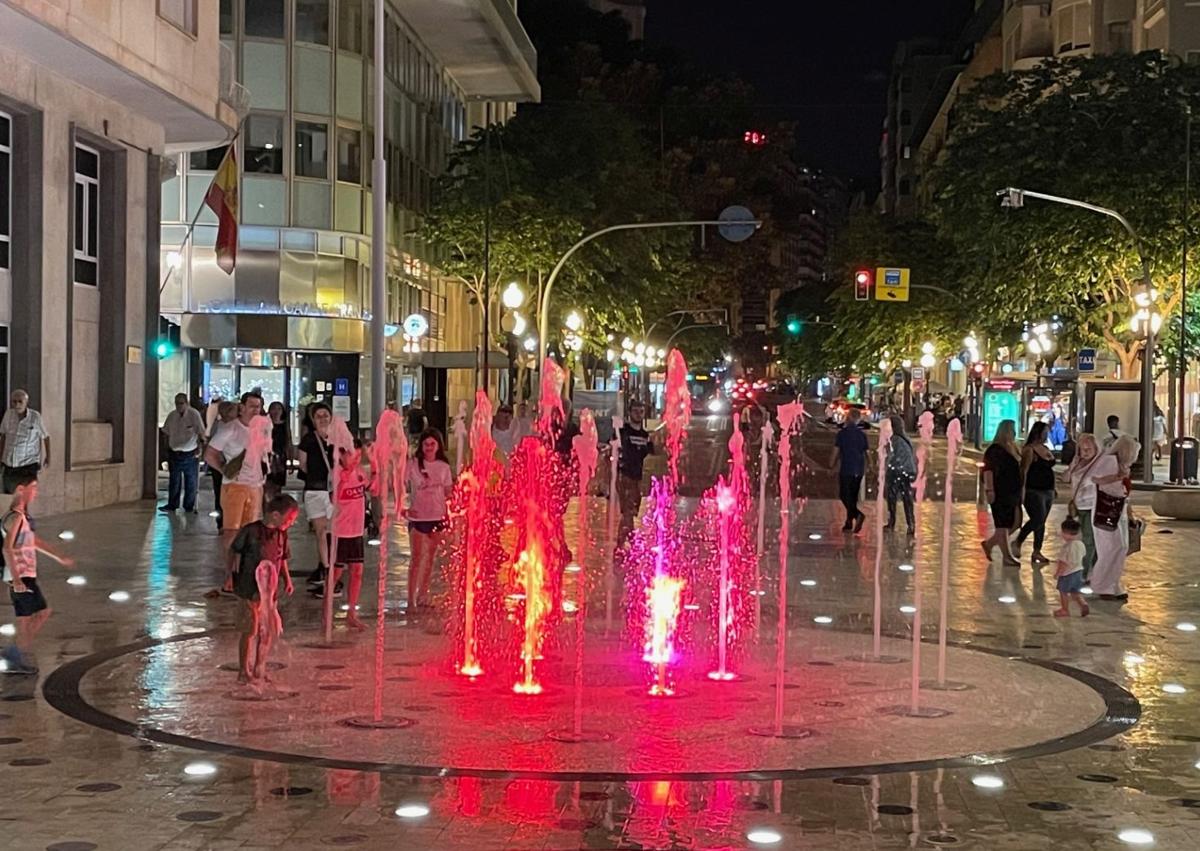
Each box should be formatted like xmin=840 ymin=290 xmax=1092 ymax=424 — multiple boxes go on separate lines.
xmin=0 ymin=645 xmax=37 ymax=675
xmin=157 ymin=505 xmax=177 ymax=513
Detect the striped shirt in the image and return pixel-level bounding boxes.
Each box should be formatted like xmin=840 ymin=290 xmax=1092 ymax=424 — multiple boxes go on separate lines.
xmin=0 ymin=408 xmax=47 ymax=468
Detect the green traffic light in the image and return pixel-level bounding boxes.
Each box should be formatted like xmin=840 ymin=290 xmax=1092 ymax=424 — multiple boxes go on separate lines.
xmin=785 ymin=318 xmax=802 ymax=336
xmin=154 ymin=340 xmax=174 ymax=359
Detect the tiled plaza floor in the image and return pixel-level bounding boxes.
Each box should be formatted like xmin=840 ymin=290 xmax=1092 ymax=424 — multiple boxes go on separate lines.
xmin=2 ymin=456 xmax=1199 ymax=849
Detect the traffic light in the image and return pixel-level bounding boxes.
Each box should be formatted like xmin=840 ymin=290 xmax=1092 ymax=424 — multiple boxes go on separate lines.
xmin=854 ymin=268 xmax=873 ymax=301
xmin=743 ymin=130 xmax=768 ymax=147
xmin=785 ymin=314 xmax=802 ymax=336
xmin=153 ymin=317 xmax=181 ymax=360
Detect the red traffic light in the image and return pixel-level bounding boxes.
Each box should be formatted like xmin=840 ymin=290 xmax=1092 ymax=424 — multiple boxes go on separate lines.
xmin=743 ymin=130 xmax=768 ymax=147
xmin=972 ymin=362 xmax=986 ymax=375
xmin=854 ymin=268 xmax=873 ymax=301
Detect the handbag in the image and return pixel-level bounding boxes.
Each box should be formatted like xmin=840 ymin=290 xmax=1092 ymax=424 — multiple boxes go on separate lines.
xmin=1067 ymin=455 xmax=1102 ymax=519
xmin=1093 ymin=489 xmax=1126 ymax=530
xmin=1127 ymin=516 xmax=1143 ymax=555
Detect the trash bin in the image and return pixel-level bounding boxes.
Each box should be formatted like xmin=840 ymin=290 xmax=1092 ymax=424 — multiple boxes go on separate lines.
xmin=1169 ymin=437 xmax=1199 ymax=482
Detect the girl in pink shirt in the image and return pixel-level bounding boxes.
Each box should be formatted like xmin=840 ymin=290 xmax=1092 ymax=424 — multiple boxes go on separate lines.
xmin=404 ymin=429 xmax=453 ymax=614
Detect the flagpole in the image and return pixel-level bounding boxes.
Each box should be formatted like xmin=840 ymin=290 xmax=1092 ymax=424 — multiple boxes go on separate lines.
xmin=370 ymin=0 xmax=387 ymax=426
xmin=158 ymin=127 xmax=243 ymax=294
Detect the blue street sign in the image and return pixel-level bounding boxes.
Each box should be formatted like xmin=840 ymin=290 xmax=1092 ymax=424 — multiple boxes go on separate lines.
xmin=1077 ymin=348 xmax=1096 ymax=373
xmin=334 ymin=377 xmax=350 ymax=396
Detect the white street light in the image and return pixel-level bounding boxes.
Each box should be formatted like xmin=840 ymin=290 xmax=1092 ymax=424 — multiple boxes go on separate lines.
xmin=606 ymin=349 xmax=616 ymax=362
xmin=501 ymin=281 xmax=525 ymax=310
xmin=511 ymin=312 xmax=527 ymax=336
xmin=920 ymin=353 xmax=936 ymax=369
xmin=166 ymin=250 xmax=183 ymax=270
xmin=634 ymin=341 xmax=646 ymax=355
xmin=523 ymin=336 xmax=537 ymax=352
xmin=921 ymin=341 xmax=935 ymax=355
xmin=622 ymin=337 xmax=633 ymax=350
xmin=565 ymin=311 xmax=583 ymax=332
xmin=901 ymin=358 xmax=913 ymax=368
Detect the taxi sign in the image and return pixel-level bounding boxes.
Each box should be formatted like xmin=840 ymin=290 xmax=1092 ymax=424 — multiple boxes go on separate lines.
xmin=874 ymin=267 xmax=911 ymax=302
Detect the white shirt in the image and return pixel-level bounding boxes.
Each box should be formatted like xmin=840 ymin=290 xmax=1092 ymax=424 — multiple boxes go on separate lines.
xmin=163 ymin=406 xmax=206 ymax=452
xmin=1058 ymin=538 xmax=1085 ymax=577
xmin=406 ymin=459 xmax=453 ymax=521
xmin=208 ymin=419 xmax=266 ymax=487
xmin=492 ymin=423 xmax=519 ymax=458
xmin=0 ymin=408 xmax=47 ymax=468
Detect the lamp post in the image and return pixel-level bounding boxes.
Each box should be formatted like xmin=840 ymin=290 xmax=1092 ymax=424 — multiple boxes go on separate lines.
xmin=998 ymin=187 xmax=1157 ymax=483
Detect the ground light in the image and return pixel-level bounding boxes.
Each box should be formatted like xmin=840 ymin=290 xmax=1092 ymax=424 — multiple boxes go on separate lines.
xmin=807 ymin=533 xmax=822 ymax=541
xmin=367 ymin=538 xmax=381 ymax=547
xmin=58 ymin=530 xmax=75 ymax=541
xmin=745 ymin=828 xmax=783 ymax=845
xmin=395 ymin=803 xmax=430 ymax=819
xmin=813 ymin=616 xmax=833 ymax=625
xmin=66 ymin=576 xmax=86 ymax=586
xmin=799 ymin=579 xmax=817 ymax=587
xmin=183 ymin=762 xmax=217 ymax=777
xmin=1177 ymin=622 xmax=1197 ymax=632
xmin=208 ymin=511 xmax=220 ymax=518
xmin=0 ymin=624 xmax=14 ymax=637
xmin=898 ymin=563 xmax=914 ymax=572
xmin=1125 ymin=653 xmax=1146 ymax=664
xmin=1117 ymin=828 xmax=1155 ymax=845
xmin=899 ymin=605 xmax=916 ymax=614
xmin=1163 ymin=683 xmax=1187 ymax=694
xmin=997 ymin=595 xmax=1016 ymax=604
xmin=971 ymin=774 xmax=1004 ymax=789
xmin=108 ymin=591 xmax=130 ymax=602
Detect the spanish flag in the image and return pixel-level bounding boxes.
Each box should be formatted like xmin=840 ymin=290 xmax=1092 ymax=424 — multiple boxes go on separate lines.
xmin=205 ymin=145 xmax=239 ymax=274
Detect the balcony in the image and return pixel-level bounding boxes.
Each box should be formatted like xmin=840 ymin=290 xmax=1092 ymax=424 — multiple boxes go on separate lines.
xmin=219 ymin=43 xmax=251 ymax=121
xmin=394 ymin=0 xmax=540 ymax=101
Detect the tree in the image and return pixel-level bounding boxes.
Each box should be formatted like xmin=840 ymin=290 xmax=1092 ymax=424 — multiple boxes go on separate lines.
xmin=929 ymin=52 xmax=1200 ymax=377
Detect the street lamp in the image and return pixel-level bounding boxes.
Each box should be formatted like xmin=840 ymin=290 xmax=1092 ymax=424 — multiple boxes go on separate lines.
xmin=565 ymin=310 xmax=583 ymax=333
xmin=502 ymin=281 xmax=525 ymax=310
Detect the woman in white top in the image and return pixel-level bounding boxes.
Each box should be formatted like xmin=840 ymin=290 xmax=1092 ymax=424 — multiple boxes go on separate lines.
xmin=1089 ymin=434 xmax=1140 ymax=600
xmin=1062 ymin=433 xmax=1101 ymax=580
xmin=404 ymin=428 xmax=454 ymax=614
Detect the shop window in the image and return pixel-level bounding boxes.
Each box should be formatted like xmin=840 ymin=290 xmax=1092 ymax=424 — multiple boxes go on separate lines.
xmin=73 ymin=144 xmax=99 ymax=286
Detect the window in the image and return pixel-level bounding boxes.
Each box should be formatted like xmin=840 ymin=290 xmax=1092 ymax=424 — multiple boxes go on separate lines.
xmin=244 ymin=0 xmax=284 ymax=39
xmin=189 ymin=147 xmax=226 ymax=171
xmin=158 ymin=0 xmax=196 ymax=35
xmin=1056 ymin=3 xmax=1092 ymax=54
xmin=337 ymin=125 xmax=361 ymax=183
xmin=219 ymin=0 xmax=234 ymax=35
xmin=296 ymin=0 xmax=330 ymax=45
xmin=1109 ymin=21 xmax=1132 ymax=54
xmin=899 ymin=109 xmax=911 ymax=126
xmin=295 ymin=120 xmax=329 ymax=178
xmin=0 ymin=112 xmax=9 ymax=270
xmin=244 ymin=114 xmax=284 ymax=174
xmin=338 ymin=0 xmax=363 ymax=53
xmin=74 ymin=144 xmax=100 ymax=286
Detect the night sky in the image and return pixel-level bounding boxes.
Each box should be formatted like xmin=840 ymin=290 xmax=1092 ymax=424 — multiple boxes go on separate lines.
xmin=644 ymin=0 xmax=975 ymax=189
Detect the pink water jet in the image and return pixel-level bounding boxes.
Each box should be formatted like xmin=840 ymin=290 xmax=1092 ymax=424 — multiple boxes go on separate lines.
xmin=457 ymin=391 xmax=500 ymax=679
xmin=662 ymin=350 xmax=691 ymax=483
xmin=706 ymin=411 xmax=755 ymax=681
xmin=368 ymin=409 xmax=407 ymax=722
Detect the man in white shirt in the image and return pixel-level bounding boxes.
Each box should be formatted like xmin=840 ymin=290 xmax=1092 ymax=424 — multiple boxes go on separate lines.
xmin=205 ymin=392 xmax=267 ymax=590
xmin=1101 ymin=415 xmax=1125 ymax=451
xmin=0 ymin=390 xmax=50 ymax=494
xmin=159 ymin=393 xmax=207 ymax=514
xmin=492 ymin=404 xmax=519 ymax=461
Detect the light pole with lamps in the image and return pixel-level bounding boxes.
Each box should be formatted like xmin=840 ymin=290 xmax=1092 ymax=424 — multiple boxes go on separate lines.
xmin=998 ymin=187 xmax=1158 ymax=483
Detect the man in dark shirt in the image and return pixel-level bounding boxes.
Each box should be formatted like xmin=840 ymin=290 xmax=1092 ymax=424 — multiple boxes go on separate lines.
xmin=829 ymin=407 xmax=869 ymax=533
xmin=617 ymin=401 xmax=655 ymax=547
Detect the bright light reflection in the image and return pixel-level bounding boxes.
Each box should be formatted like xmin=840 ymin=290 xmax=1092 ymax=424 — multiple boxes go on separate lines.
xmin=997 ymin=595 xmax=1016 ymax=604
xmin=1117 ymin=828 xmax=1155 ymax=845
xmin=899 ymin=605 xmax=916 ymax=614
xmin=800 ymin=579 xmax=817 ymax=587
xmin=565 ymin=562 xmax=582 ymax=573
xmin=1081 ymin=587 xmax=1094 ymax=596
xmin=808 ymin=533 xmax=822 ymax=541
xmin=66 ymin=575 xmax=87 ymax=586
xmin=177 ymin=608 xmax=200 ymax=618
xmin=746 ymin=828 xmax=783 ymax=845
xmin=1125 ymin=653 xmax=1145 ymax=664
xmin=813 ymin=616 xmax=833 ymax=625
xmin=1177 ymin=622 xmax=1197 ymax=632
xmin=1163 ymin=683 xmax=1187 ymax=694
xmin=898 ymin=563 xmax=914 ymax=572
xmin=367 ymin=538 xmax=381 ymax=547
xmin=58 ymin=530 xmax=75 ymax=541
xmin=208 ymin=511 xmax=221 ymax=518
xmin=183 ymin=761 xmax=217 ymax=777
xmin=972 ymin=774 xmax=1004 ymax=789
xmin=0 ymin=624 xmax=14 ymax=637
xmin=108 ymin=591 xmax=130 ymax=602
xmin=395 ymin=803 xmax=430 ymax=819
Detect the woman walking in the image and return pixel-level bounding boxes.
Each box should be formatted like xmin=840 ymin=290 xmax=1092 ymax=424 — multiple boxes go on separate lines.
xmin=206 ymin=402 xmax=238 ymax=530
xmin=1089 ymin=435 xmax=1140 ymax=601
xmin=1063 ymin=433 xmax=1101 ymax=580
xmin=981 ymin=419 xmax=1022 ymax=566
xmin=296 ymin=403 xmax=335 ymax=592
xmin=265 ymin=401 xmax=292 ymax=501
xmin=884 ymin=414 xmax=917 ymax=535
xmin=405 ymin=428 xmax=454 ymax=615
xmin=1014 ymin=421 xmax=1056 ymax=565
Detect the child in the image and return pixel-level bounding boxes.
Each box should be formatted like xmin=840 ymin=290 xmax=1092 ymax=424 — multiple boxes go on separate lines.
xmin=1054 ymin=517 xmax=1090 ymax=618
xmin=230 ymin=494 xmax=299 ymax=683
xmin=331 ymin=441 xmax=372 ymax=630
xmin=1 ymin=481 xmax=75 ymax=674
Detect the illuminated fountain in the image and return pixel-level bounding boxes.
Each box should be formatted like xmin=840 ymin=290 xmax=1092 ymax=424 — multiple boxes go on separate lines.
xmin=456 ymin=391 xmax=501 ymax=679
xmin=706 ymin=412 xmax=755 ymax=682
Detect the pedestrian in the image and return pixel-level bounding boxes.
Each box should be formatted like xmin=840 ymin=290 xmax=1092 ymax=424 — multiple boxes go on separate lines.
xmin=514 ymin=400 xmax=534 ymax=440
xmin=0 ymin=390 xmax=50 ymax=494
xmin=1014 ymin=420 xmax=1056 ymax=566
xmin=1152 ymin=404 xmax=1168 ymax=461
xmin=230 ymin=493 xmax=298 ymax=683
xmin=296 ymin=402 xmax=335 ymax=593
xmin=883 ymin=414 xmax=916 ymax=535
xmin=404 ymin=428 xmax=453 ymax=614
xmin=616 ymin=400 xmax=655 ymax=547
xmin=1048 ymin=405 xmax=1068 ymax=450
xmin=1101 ymin=415 xmax=1124 ymax=451
xmin=829 ymin=406 xmax=868 ymax=533
xmin=207 ymin=402 xmax=238 ymax=531
xmin=205 ymin=391 xmax=268 ymax=593
xmin=405 ymin=398 xmax=428 ymax=443
xmin=330 ymin=441 xmax=371 ymax=629
xmin=159 ymin=392 xmax=206 ymax=514
xmin=492 ymin=403 xmax=519 ymax=461
xmin=1089 ymin=434 xmax=1140 ymax=601
xmin=265 ymin=401 xmax=292 ymax=501
xmin=1 ymin=480 xmax=75 ymax=674
xmin=981 ymin=419 xmax=1022 ymax=566
xmin=1063 ymin=433 xmax=1101 ymax=580
xmin=1052 ymin=517 xmax=1090 ymax=618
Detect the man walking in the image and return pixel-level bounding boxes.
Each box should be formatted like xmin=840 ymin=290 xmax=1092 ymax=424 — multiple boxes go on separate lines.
xmin=160 ymin=393 xmax=206 ymax=514
xmin=616 ymin=400 xmax=655 ymax=547
xmin=205 ymin=392 xmax=267 ymax=591
xmin=0 ymin=390 xmax=50 ymax=494
xmin=829 ymin=407 xmax=868 ymax=533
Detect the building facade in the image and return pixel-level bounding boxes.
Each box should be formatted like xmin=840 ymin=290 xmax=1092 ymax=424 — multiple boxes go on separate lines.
xmin=158 ymin=0 xmax=538 ymax=438
xmin=0 ymin=0 xmax=239 ymax=514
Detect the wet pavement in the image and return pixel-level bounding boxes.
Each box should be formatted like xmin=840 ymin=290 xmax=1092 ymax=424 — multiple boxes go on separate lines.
xmin=2 ymin=417 xmax=1200 ymax=850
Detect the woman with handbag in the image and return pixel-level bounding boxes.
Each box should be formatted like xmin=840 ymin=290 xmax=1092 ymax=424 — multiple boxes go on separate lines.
xmin=1063 ymin=433 xmax=1101 ymax=580
xmin=883 ymin=415 xmax=917 ymax=535
xmin=1014 ymin=421 xmax=1056 ymax=565
xmin=1089 ymin=435 xmax=1140 ymax=601
xmin=981 ymin=419 xmax=1022 ymax=566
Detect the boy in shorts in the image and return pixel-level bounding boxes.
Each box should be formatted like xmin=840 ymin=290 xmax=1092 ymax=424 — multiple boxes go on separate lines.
xmin=1 ymin=481 xmax=76 ymax=674
xmin=331 ymin=441 xmax=372 ymax=630
xmin=1054 ymin=517 xmax=1090 ymax=618
xmin=230 ymin=494 xmax=299 ymax=683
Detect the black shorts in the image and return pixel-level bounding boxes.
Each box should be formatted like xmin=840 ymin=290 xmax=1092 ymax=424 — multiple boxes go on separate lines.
xmin=10 ymin=577 xmax=48 ymax=617
xmin=409 ymin=519 xmax=446 ymax=535
xmin=335 ymin=536 xmax=365 ymax=566
xmin=990 ymin=501 xmax=1018 ymax=529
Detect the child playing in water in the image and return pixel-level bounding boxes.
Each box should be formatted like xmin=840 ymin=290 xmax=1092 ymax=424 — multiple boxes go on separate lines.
xmin=331 ymin=441 xmax=372 ymax=630
xmin=230 ymin=494 xmax=299 ymax=682
xmin=1 ymin=481 xmax=75 ymax=674
xmin=1054 ymin=517 xmax=1090 ymax=618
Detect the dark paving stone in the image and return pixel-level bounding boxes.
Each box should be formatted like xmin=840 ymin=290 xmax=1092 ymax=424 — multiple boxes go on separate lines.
xmin=386 ymin=675 xmax=414 ymax=682
xmin=46 ymin=843 xmax=99 ymax=851
xmin=876 ymin=804 xmax=914 ymax=815
xmin=807 ymin=661 xmax=834 ymax=666
xmin=555 ymin=818 xmax=598 ymax=830
xmin=1077 ymin=774 xmax=1119 ymax=783
xmin=55 ymin=634 xmax=85 ymax=640
xmin=318 ymin=684 xmax=353 ymax=692
xmin=322 ymin=835 xmax=369 ymax=846
xmin=1086 ymin=643 xmax=1112 ymax=648
xmin=926 ymin=835 xmax=959 ymax=846
xmin=1029 ymin=801 xmax=1073 ymax=811
xmin=402 ymin=705 xmax=436 ymax=712
xmin=1166 ymin=798 xmax=1200 ymax=808
xmin=0 ymin=737 xmax=22 ymax=745
xmin=9 ymin=757 xmax=50 ymax=766
xmin=75 ymin=783 xmax=121 ymax=793
xmin=833 ymin=777 xmax=871 ymax=786
xmin=1088 ymin=744 xmax=1126 ymax=752
xmin=270 ymin=786 xmax=313 ymax=797
xmin=1170 ymin=734 xmax=1200 ymax=742
xmin=578 ymin=790 xmax=611 ymax=802
xmin=131 ymin=743 xmax=156 ymax=752
xmin=814 ymin=700 xmax=845 ymax=707
xmin=1022 ymin=644 xmax=1043 ymax=650
xmin=315 ymin=664 xmax=345 ymax=670
xmin=175 ymin=811 xmax=223 ymax=822
xmin=2 ymin=695 xmax=35 ymax=702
